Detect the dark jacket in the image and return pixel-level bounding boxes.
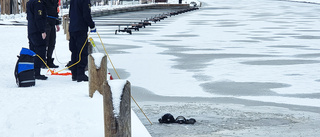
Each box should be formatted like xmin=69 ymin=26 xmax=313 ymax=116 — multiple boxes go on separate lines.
xmin=43 ymin=0 xmax=60 ymax=26
xmin=69 ymin=0 xmax=95 ymax=33
xmin=27 ymin=0 xmax=47 ymax=34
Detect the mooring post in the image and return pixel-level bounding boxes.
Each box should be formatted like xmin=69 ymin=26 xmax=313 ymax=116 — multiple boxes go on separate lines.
xmin=88 ymin=53 xmax=131 ymax=136
xmin=21 ymin=0 xmax=27 ymax=12
xmin=103 ymin=80 xmax=131 ymax=137
xmin=88 ymin=53 xmax=107 ymax=97
xmin=62 ymin=14 xmax=70 ymax=40
xmin=2 ymin=0 xmax=10 ymax=14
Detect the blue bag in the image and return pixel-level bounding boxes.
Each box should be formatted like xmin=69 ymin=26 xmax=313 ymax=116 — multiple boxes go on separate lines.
xmin=14 ymin=48 xmax=36 ymax=87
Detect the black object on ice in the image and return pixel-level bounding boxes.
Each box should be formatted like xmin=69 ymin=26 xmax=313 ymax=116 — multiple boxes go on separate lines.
xmin=185 ymin=118 xmax=196 ymax=124
xmin=158 ymin=113 xmax=175 ymax=123
xmin=175 ymin=116 xmax=186 ymax=124
xmin=159 ymin=113 xmax=196 ymax=124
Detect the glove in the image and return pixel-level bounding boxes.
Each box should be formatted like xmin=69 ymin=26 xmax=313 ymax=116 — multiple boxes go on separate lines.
xmin=90 ymin=27 xmax=96 ymax=33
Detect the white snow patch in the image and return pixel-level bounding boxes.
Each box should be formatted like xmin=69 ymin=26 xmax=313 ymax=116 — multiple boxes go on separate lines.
xmin=91 ymin=53 xmax=106 ymax=69
xmin=108 ymin=80 xmax=127 ymax=117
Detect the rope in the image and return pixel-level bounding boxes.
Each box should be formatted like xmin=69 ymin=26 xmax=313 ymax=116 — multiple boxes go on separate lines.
xmin=37 ymin=32 xmax=90 ymax=75
xmin=36 ymin=54 xmax=54 ymax=73
xmin=131 ymin=93 xmax=153 ymax=125
xmin=55 ymin=33 xmax=90 ymax=73
xmin=37 ymin=31 xmax=153 ymax=125
xmin=96 ymin=32 xmax=121 ymax=79
xmin=96 ymin=31 xmax=153 ymax=125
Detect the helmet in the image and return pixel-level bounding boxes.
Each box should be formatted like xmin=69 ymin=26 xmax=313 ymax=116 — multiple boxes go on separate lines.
xmin=158 ymin=113 xmax=175 ymax=124
xmin=175 ymin=116 xmax=186 ymax=124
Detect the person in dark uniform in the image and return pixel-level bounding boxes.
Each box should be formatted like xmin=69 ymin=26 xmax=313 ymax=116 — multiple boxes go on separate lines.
xmin=43 ymin=0 xmax=61 ymax=68
xmin=69 ymin=0 xmax=95 ymax=82
xmin=27 ymin=0 xmax=48 ymax=80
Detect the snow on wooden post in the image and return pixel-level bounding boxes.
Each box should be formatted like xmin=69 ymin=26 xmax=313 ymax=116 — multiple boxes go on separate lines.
xmin=88 ymin=53 xmax=131 ymax=136
xmin=88 ymin=53 xmax=107 ymax=98
xmin=103 ymin=80 xmax=131 ymax=137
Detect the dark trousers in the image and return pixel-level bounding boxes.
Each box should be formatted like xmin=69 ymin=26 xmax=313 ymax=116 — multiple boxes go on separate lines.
xmin=45 ymin=25 xmax=56 ymax=61
xmin=69 ymin=31 xmax=88 ymax=77
xmin=28 ymin=32 xmax=46 ymax=76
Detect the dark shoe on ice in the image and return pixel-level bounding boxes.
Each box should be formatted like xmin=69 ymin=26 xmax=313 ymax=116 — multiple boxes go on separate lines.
xmin=72 ymin=77 xmax=77 ymax=81
xmin=72 ymin=75 xmax=77 ymax=81
xmin=77 ymin=75 xmax=88 ymax=82
xmin=35 ymin=75 xmax=48 ymax=80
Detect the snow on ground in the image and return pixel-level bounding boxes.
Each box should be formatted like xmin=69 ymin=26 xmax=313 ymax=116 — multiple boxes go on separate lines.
xmin=0 ymin=18 xmax=150 ymax=137
xmin=1 ymin=0 xmax=320 ymax=136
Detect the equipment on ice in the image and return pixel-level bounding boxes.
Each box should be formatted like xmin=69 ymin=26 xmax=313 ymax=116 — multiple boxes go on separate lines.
xmin=158 ymin=113 xmax=175 ymax=123
xmin=175 ymin=116 xmax=186 ymax=124
xmin=158 ymin=113 xmax=196 ymax=124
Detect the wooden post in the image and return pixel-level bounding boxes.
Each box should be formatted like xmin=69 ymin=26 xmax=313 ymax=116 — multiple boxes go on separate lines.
xmin=1 ymin=0 xmax=11 ymax=14
xmin=88 ymin=53 xmax=107 ymax=98
xmin=0 ymin=0 xmax=3 ymax=14
xmin=11 ymin=0 xmax=18 ymax=14
xmin=1 ymin=0 xmax=4 ymax=14
xmin=62 ymin=14 xmax=70 ymax=40
xmin=88 ymin=50 xmax=131 ymax=137
xmin=103 ymin=80 xmax=131 ymax=137
xmin=88 ymin=41 xmax=93 ymax=55
xmin=6 ymin=0 xmax=9 ymax=14
xmin=21 ymin=0 xmax=27 ymax=13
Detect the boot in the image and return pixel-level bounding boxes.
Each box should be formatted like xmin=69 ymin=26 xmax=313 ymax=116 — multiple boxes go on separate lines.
xmin=72 ymin=74 xmax=77 ymax=81
xmin=66 ymin=61 xmax=72 ymax=70
xmin=71 ymin=67 xmax=77 ymax=81
xmin=47 ymin=58 xmax=59 ymax=68
xmin=77 ymin=75 xmax=88 ymax=82
xmin=35 ymin=75 xmax=48 ymax=80
xmin=35 ymin=68 xmax=48 ymax=80
xmin=77 ymin=68 xmax=88 ymax=82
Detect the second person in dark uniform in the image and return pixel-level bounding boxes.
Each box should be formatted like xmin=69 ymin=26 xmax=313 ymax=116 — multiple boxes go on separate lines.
xmin=69 ymin=0 xmax=95 ymax=82
xmin=43 ymin=0 xmax=61 ymax=68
